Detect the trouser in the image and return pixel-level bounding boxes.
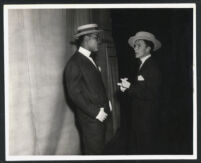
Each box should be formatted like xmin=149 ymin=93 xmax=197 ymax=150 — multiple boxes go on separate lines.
xmin=128 ymin=128 xmax=159 ymax=154
xmin=77 ymin=116 xmax=106 ymax=155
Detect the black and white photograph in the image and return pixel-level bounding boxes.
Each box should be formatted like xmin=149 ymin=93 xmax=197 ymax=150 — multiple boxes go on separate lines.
xmin=3 ymin=3 xmax=199 ymax=161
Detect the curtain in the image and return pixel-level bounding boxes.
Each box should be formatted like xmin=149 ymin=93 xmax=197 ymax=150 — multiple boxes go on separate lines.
xmin=8 ymin=8 xmax=119 ymax=155
xmin=8 ymin=9 xmax=83 ymax=155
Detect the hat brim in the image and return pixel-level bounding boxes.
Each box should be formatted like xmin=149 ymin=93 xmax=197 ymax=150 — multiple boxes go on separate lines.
xmin=128 ymin=36 xmax=161 ymax=51
xmin=74 ymin=29 xmax=103 ymax=39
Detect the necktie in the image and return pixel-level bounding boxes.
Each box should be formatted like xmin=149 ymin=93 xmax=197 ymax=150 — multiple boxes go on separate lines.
xmin=90 ymin=52 xmax=99 ymax=70
xmin=90 ymin=52 xmax=98 ymax=67
xmin=90 ymin=52 xmax=96 ymax=62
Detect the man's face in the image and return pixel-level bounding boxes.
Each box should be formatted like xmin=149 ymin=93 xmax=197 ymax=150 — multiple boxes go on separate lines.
xmin=87 ymin=33 xmax=100 ymax=52
xmin=133 ymin=39 xmax=150 ymax=58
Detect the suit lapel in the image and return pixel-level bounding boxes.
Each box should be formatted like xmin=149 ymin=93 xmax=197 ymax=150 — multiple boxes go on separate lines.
xmin=77 ymin=52 xmax=101 ymax=73
xmin=138 ymin=57 xmax=152 ymax=75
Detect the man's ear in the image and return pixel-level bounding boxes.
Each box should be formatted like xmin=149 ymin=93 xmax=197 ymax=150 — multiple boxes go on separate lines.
xmin=146 ymin=46 xmax=151 ymax=53
xmin=84 ymin=35 xmax=90 ymax=41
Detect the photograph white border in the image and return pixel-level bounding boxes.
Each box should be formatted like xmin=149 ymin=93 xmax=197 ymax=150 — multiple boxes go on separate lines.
xmin=4 ymin=3 xmax=197 ymax=161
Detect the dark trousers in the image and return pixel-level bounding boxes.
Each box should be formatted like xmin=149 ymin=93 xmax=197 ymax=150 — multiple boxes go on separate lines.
xmin=77 ymin=116 xmax=106 ymax=155
xmin=128 ymin=128 xmax=159 ymax=154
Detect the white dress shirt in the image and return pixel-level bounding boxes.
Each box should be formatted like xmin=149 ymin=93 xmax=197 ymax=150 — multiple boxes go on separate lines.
xmin=78 ymin=47 xmax=97 ymax=68
xmin=139 ymin=54 xmax=151 ymax=69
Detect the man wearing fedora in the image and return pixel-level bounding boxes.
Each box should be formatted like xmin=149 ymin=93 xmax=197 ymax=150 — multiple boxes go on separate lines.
xmin=118 ymin=31 xmax=162 ymax=154
xmin=64 ymin=24 xmax=112 ymax=155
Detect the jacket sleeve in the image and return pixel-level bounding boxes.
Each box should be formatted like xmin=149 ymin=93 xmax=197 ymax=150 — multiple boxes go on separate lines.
xmin=64 ymin=61 xmax=100 ymax=118
xmin=125 ymin=68 xmax=161 ymax=100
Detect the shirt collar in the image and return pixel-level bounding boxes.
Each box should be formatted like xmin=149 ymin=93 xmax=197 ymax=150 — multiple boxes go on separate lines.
xmin=140 ymin=54 xmax=151 ymax=65
xmin=78 ymin=46 xmax=97 ymax=67
xmin=78 ymin=46 xmax=91 ymax=58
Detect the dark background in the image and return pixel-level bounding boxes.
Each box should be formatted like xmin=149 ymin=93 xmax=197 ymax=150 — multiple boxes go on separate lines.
xmin=110 ymin=9 xmax=193 ymax=154
xmin=0 ymin=0 xmax=201 ymax=162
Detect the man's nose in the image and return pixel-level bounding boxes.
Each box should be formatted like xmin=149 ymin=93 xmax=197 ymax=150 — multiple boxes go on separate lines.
xmin=133 ymin=47 xmax=137 ymax=52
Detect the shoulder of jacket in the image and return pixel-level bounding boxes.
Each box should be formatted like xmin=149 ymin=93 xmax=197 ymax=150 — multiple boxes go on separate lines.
xmin=146 ymin=58 xmax=158 ymax=69
xmin=65 ymin=53 xmax=79 ymax=69
xmin=141 ymin=58 xmax=160 ymax=76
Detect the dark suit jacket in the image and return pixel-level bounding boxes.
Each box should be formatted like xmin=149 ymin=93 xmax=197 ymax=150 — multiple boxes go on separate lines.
xmin=64 ymin=51 xmax=110 ymax=121
xmin=126 ymin=56 xmax=161 ymax=133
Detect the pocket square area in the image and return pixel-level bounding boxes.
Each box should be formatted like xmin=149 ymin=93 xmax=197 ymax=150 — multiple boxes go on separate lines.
xmin=137 ymin=75 xmax=144 ymax=81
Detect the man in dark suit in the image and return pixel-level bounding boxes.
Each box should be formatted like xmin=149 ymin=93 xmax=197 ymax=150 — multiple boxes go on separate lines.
xmin=64 ymin=24 xmax=112 ymax=155
xmin=118 ymin=31 xmax=162 ymax=154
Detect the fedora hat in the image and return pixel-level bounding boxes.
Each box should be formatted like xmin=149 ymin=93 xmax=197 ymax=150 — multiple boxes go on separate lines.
xmin=128 ymin=31 xmax=161 ymax=51
xmin=74 ymin=23 xmax=103 ymax=39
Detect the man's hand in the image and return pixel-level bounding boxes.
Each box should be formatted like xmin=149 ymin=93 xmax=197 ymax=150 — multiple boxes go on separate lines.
xmin=117 ymin=78 xmax=131 ymax=92
xmin=121 ymin=78 xmax=131 ymax=88
xmin=117 ymin=83 xmax=127 ymax=92
xmin=96 ymin=108 xmax=108 ymax=122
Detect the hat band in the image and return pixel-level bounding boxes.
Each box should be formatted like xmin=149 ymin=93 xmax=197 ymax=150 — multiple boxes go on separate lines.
xmin=77 ymin=27 xmax=99 ymax=34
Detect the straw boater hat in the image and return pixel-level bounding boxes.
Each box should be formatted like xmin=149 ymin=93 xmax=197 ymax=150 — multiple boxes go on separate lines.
xmin=128 ymin=31 xmax=162 ymax=51
xmin=74 ymin=24 xmax=103 ymax=39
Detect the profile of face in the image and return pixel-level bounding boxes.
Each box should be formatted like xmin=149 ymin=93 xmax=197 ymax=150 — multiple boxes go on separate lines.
xmin=86 ymin=33 xmax=100 ymax=52
xmin=133 ymin=39 xmax=151 ymax=59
